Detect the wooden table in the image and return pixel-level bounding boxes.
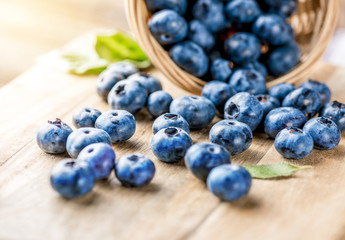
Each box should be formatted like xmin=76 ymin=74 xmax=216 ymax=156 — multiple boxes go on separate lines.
xmin=1 ymin=33 xmax=345 ymax=239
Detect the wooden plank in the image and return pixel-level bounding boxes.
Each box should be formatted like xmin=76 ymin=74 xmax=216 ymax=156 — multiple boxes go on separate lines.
xmin=0 ymin=43 xmax=345 ymax=239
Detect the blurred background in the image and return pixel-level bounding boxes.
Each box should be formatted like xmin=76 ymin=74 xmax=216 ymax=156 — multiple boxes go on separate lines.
xmin=0 ymin=0 xmax=344 ymax=87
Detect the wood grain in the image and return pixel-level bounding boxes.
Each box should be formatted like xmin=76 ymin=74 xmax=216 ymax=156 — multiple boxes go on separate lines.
xmin=0 ymin=41 xmax=345 ymax=239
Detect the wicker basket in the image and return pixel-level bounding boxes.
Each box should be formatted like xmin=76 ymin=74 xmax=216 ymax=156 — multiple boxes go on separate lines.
xmin=127 ymin=0 xmax=338 ymax=94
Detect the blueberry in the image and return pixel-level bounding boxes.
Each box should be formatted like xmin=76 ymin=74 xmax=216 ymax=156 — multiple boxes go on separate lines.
xmin=95 ymin=110 xmax=136 ymax=143
xmin=207 ymin=164 xmax=252 ymax=201
xmin=224 ymin=33 xmax=261 ymax=65
xmin=145 ymin=0 xmax=188 ymax=15
xmin=149 ymin=10 xmax=188 ymax=45
xmin=239 ymin=61 xmax=268 ymax=78
xmin=106 ymin=62 xmax=138 ymax=78
xmin=264 ymin=107 xmax=307 ymax=138
xmin=320 ymin=101 xmax=345 ymax=132
xmin=224 ymin=92 xmax=263 ymax=131
xmin=97 ymin=70 xmax=125 ymax=101
xmin=229 ymin=69 xmax=266 ymax=95
xmin=188 ymin=20 xmax=215 ymax=52
xmin=127 ymin=73 xmax=162 ymax=95
xmin=148 ymin=91 xmax=173 ymax=118
xmin=115 ymin=154 xmax=155 ymax=187
xmin=252 ymin=14 xmax=294 ymax=46
xmin=50 ymin=159 xmax=95 ymax=198
xmin=210 ymin=58 xmax=232 ymax=82
xmin=282 ymin=87 xmax=321 ymax=118
xmin=202 ymin=81 xmax=237 ymax=114
xmin=300 ymin=79 xmax=331 ymax=107
xmin=72 ymin=108 xmax=101 ymax=128
xmin=170 ymin=41 xmax=209 ymax=77
xmin=225 ymin=0 xmax=261 ymax=24
xmin=107 ymin=80 xmax=148 ymax=115
xmin=151 ymin=127 xmax=192 ymax=163
xmin=275 ymin=128 xmax=313 ymax=159
xmin=185 ymin=143 xmax=231 ymax=181
xmin=256 ymin=94 xmax=281 ymax=116
xmin=265 ymin=0 xmax=298 ymax=18
xmin=268 ymin=83 xmax=295 ymax=102
xmin=36 ymin=118 xmax=73 ymax=154
xmin=152 ymin=113 xmax=190 ymax=134
xmin=66 ymin=128 xmax=111 ymax=158
xmin=77 ymin=143 xmax=116 ymax=179
xmin=209 ymin=119 xmax=253 ymax=155
xmin=170 ymin=96 xmax=216 ymax=129
xmin=266 ymin=41 xmax=301 ymax=77
xmin=193 ymin=0 xmax=226 ymax=33
xmin=303 ymin=117 xmax=341 ymax=150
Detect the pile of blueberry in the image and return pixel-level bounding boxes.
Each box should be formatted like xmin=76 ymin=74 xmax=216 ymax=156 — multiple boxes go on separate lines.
xmin=37 ymin=59 xmax=344 ymax=202
xmin=146 ymin=0 xmax=300 ymax=83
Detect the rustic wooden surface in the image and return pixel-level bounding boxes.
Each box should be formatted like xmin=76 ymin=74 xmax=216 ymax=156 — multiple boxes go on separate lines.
xmin=0 ymin=32 xmax=345 ymax=239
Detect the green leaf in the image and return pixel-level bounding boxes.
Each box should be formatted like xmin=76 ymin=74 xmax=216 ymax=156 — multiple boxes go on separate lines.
xmin=243 ymin=163 xmax=312 ymax=179
xmin=95 ymin=31 xmax=150 ymax=68
xmin=59 ymin=52 xmax=108 ymax=75
xmin=42 ymin=31 xmax=151 ymax=75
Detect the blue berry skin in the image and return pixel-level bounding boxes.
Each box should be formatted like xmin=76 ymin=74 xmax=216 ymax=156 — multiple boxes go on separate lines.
xmin=66 ymin=128 xmax=111 ymax=158
xmin=225 ymin=0 xmax=261 ymax=24
xmin=145 ymin=0 xmax=187 ymax=15
xmin=202 ymin=81 xmax=237 ymax=114
xmin=95 ymin=110 xmax=136 ymax=143
xmin=210 ymin=58 xmax=232 ymax=82
xmin=188 ymin=20 xmax=215 ymax=52
xmin=320 ymin=101 xmax=345 ymax=132
xmin=151 ymin=127 xmax=192 ymax=163
xmin=300 ymin=79 xmax=331 ymax=107
xmin=264 ymin=107 xmax=307 ymax=138
xmin=170 ymin=41 xmax=209 ymax=77
xmin=229 ymin=69 xmax=266 ymax=95
xmin=239 ymin=61 xmax=268 ymax=78
xmin=268 ymin=83 xmax=295 ymax=102
xmin=224 ymin=92 xmax=263 ymax=131
xmin=193 ymin=0 xmax=226 ymax=33
xmin=36 ymin=119 xmax=73 ymax=154
xmin=72 ymin=108 xmax=101 ymax=128
xmin=256 ymin=95 xmax=281 ymax=116
xmin=282 ymin=88 xmax=321 ymax=118
xmin=107 ymin=80 xmax=148 ymax=115
xmin=275 ymin=128 xmax=314 ymax=160
xmin=152 ymin=113 xmax=190 ymax=134
xmin=115 ymin=154 xmax=155 ymax=187
xmin=207 ymin=164 xmax=252 ymax=201
xmin=252 ymin=14 xmax=294 ymax=46
xmin=303 ymin=117 xmax=341 ymax=150
xmin=265 ymin=0 xmax=298 ymax=18
xmin=97 ymin=71 xmax=125 ymax=101
xmin=106 ymin=62 xmax=138 ymax=79
xmin=148 ymin=91 xmax=173 ymax=118
xmin=77 ymin=143 xmax=116 ymax=179
xmin=149 ymin=10 xmax=188 ymax=45
xmin=224 ymin=33 xmax=261 ymax=65
xmin=185 ymin=143 xmax=231 ymax=181
xmin=266 ymin=42 xmax=301 ymax=77
xmin=127 ymin=73 xmax=162 ymax=95
xmin=209 ymin=119 xmax=253 ymax=155
xmin=50 ymin=159 xmax=95 ymax=198
xmin=170 ymin=96 xmax=216 ymax=129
